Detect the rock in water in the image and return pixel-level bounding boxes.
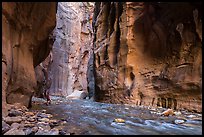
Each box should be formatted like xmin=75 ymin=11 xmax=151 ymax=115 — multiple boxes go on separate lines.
xmin=114 ymin=118 xmax=125 ymax=123
xmin=162 ymin=109 xmax=175 ymax=116
xmin=174 ymin=119 xmax=185 ymax=124
xmin=66 ymin=90 xmax=88 ymax=99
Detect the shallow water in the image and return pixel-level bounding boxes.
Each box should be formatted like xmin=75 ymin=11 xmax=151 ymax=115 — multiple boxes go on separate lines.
xmin=31 ymin=96 xmax=202 ymax=135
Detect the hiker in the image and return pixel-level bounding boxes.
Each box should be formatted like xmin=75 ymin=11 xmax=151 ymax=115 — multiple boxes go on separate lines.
xmin=41 ymin=63 xmax=52 ymax=105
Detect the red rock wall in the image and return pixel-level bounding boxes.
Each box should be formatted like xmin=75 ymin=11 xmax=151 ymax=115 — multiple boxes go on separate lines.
xmin=92 ymin=2 xmax=202 ymax=112
xmin=2 ymin=2 xmax=56 ymax=111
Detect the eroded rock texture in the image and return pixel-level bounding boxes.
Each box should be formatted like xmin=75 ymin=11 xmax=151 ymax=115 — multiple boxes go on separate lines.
xmin=34 ymin=51 xmax=53 ymax=98
xmin=2 ymin=2 xmax=56 ymax=112
xmin=47 ymin=2 xmax=94 ymax=96
xmin=92 ymin=2 xmax=202 ymax=112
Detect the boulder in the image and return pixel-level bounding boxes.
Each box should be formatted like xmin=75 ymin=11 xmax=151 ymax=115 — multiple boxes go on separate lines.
xmin=66 ymin=90 xmax=88 ymax=99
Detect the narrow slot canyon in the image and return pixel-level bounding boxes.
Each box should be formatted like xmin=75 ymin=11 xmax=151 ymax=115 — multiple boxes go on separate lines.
xmin=2 ymin=2 xmax=202 ymax=135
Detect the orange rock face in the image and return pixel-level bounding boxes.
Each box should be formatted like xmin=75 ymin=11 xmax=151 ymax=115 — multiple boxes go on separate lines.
xmin=2 ymin=2 xmax=56 ymax=110
xmin=92 ymin=2 xmax=202 ymax=112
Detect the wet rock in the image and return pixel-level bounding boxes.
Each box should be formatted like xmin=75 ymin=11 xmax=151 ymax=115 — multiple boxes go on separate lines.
xmin=25 ymin=112 xmax=35 ymax=116
xmin=66 ymin=90 xmax=88 ymax=99
xmin=162 ymin=109 xmax=175 ymax=116
xmin=24 ymin=128 xmax=33 ymax=135
xmin=24 ymin=122 xmax=35 ymax=128
xmin=37 ymin=122 xmax=51 ymax=131
xmin=59 ymin=129 xmax=67 ymax=135
xmin=2 ymin=121 xmax=11 ymax=134
xmin=35 ymin=129 xmax=50 ymax=135
xmin=24 ymin=123 xmax=35 ymax=128
xmin=27 ymin=118 xmax=36 ymax=122
xmin=38 ymin=118 xmax=50 ymax=123
xmin=174 ymin=111 xmax=182 ymax=116
xmin=21 ymin=106 xmax=29 ymax=112
xmin=49 ymin=119 xmax=59 ymax=128
xmin=8 ymin=109 xmax=23 ymax=117
xmin=113 ymin=118 xmax=125 ymax=123
xmin=4 ymin=116 xmax=22 ymax=125
xmin=48 ymin=128 xmax=59 ymax=135
xmin=31 ymin=127 xmax=38 ymax=134
xmin=61 ymin=121 xmax=67 ymax=125
xmin=4 ymin=128 xmax=25 ymax=135
xmin=42 ymin=109 xmax=46 ymax=113
xmin=187 ymin=115 xmax=196 ymax=118
xmin=174 ymin=119 xmax=185 ymax=124
xmin=35 ymin=128 xmax=59 ymax=135
xmin=37 ymin=112 xmax=52 ymax=118
xmin=21 ymin=116 xmax=27 ymax=121
xmin=10 ymin=123 xmax=21 ymax=129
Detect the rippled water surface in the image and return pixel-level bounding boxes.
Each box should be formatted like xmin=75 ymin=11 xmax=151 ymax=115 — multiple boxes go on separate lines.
xmin=31 ymin=96 xmax=202 ymax=135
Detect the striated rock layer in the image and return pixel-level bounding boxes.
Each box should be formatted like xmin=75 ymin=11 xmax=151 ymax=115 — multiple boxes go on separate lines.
xmin=47 ymin=2 xmax=94 ymax=96
xmin=2 ymin=2 xmax=56 ymax=113
xmin=92 ymin=2 xmax=202 ymax=112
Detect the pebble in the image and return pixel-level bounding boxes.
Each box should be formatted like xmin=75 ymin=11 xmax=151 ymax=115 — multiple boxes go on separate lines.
xmin=42 ymin=109 xmax=47 ymax=113
xmin=4 ymin=128 xmax=25 ymax=135
xmin=174 ymin=111 xmax=182 ymax=116
xmin=10 ymin=122 xmax=21 ymax=129
xmin=35 ymin=128 xmax=59 ymax=135
xmin=24 ymin=123 xmax=35 ymax=128
xmin=2 ymin=121 xmax=11 ymax=134
xmin=114 ymin=118 xmax=125 ymax=123
xmin=37 ymin=113 xmax=52 ymax=118
xmin=49 ymin=119 xmax=59 ymax=128
xmin=37 ymin=122 xmax=51 ymax=131
xmin=174 ymin=119 xmax=185 ymax=124
xmin=27 ymin=118 xmax=36 ymax=122
xmin=21 ymin=116 xmax=27 ymax=121
xmin=8 ymin=109 xmax=23 ymax=117
xmin=24 ymin=128 xmax=33 ymax=135
xmin=25 ymin=112 xmax=35 ymax=116
xmin=35 ymin=129 xmax=50 ymax=135
xmin=31 ymin=126 xmax=38 ymax=133
xmin=61 ymin=121 xmax=67 ymax=125
xmin=4 ymin=116 xmax=22 ymax=125
xmin=21 ymin=106 xmax=29 ymax=112
xmin=2 ymin=99 xmax=68 ymax=135
xmin=59 ymin=129 xmax=67 ymax=135
xmin=48 ymin=128 xmax=59 ymax=135
xmin=38 ymin=118 xmax=50 ymax=122
xmin=187 ymin=115 xmax=196 ymax=118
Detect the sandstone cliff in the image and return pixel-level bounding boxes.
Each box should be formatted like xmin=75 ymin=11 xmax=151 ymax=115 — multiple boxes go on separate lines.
xmin=92 ymin=2 xmax=202 ymax=112
xmin=43 ymin=2 xmax=94 ymax=96
xmin=2 ymin=2 xmax=56 ymax=115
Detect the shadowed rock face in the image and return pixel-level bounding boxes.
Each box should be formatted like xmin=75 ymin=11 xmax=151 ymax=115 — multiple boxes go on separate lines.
xmin=92 ymin=2 xmax=202 ymax=112
xmin=2 ymin=2 xmax=56 ymax=111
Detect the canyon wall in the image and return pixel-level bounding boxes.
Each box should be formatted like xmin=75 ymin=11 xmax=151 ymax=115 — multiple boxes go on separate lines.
xmin=92 ymin=2 xmax=202 ymax=112
xmin=2 ymin=2 xmax=56 ymax=115
xmin=44 ymin=2 xmax=94 ymax=96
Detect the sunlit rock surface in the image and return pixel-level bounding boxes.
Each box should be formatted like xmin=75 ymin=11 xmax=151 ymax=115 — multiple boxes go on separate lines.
xmin=47 ymin=2 xmax=94 ymax=96
xmin=92 ymin=2 xmax=202 ymax=112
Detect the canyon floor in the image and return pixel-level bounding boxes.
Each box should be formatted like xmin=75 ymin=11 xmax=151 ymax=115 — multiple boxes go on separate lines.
xmin=27 ymin=96 xmax=202 ymax=135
